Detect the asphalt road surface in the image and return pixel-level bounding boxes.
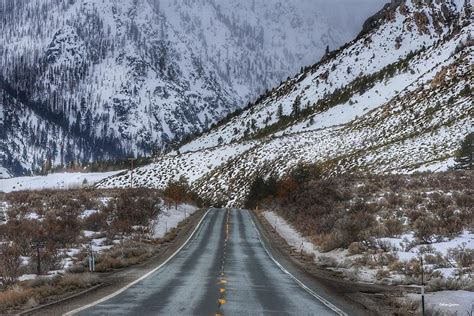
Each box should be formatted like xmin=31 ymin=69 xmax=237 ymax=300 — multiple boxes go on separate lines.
xmin=73 ymin=209 xmax=345 ymax=315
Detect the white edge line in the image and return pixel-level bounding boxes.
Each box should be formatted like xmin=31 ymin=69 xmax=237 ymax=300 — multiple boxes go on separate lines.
xmin=64 ymin=209 xmax=212 ymax=315
xmin=247 ymin=210 xmax=348 ymax=316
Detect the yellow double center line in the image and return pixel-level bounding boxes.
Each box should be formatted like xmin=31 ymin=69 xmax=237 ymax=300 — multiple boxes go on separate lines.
xmin=216 ymin=209 xmax=231 ymax=314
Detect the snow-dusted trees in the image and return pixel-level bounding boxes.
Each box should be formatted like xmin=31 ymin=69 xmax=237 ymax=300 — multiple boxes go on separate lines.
xmin=277 ymin=104 xmax=283 ymax=118
xmin=291 ymin=95 xmax=301 ymax=118
xmin=454 ymin=132 xmax=473 ymax=170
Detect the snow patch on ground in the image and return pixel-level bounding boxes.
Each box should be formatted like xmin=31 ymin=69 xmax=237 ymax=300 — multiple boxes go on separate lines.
xmin=0 ymin=171 xmax=124 ymax=193
xmin=153 ymin=204 xmax=199 ymax=238
xmin=380 ymin=231 xmax=474 ymax=266
xmin=263 ymin=211 xmax=348 ymax=262
xmin=408 ymin=291 xmax=474 ymax=315
xmin=405 ymin=158 xmax=457 ymax=174
xmin=18 ymin=274 xmax=37 ymax=282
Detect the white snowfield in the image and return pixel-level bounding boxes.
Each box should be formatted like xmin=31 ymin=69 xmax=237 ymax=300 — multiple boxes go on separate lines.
xmin=0 ymin=171 xmax=124 ymax=193
xmin=408 ymin=291 xmax=474 ymax=315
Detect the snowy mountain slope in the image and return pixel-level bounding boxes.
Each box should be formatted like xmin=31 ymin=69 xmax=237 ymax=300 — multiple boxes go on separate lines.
xmin=180 ymin=0 xmax=471 ymax=152
xmin=0 ymin=0 xmax=383 ymax=176
xmin=97 ymin=0 xmax=473 ymax=205
xmin=0 ymin=167 xmax=11 ymax=179
xmin=1 ymin=0 xmax=239 ymax=173
xmin=194 ymin=48 xmax=472 ymax=204
xmin=157 ymin=0 xmax=384 ymax=100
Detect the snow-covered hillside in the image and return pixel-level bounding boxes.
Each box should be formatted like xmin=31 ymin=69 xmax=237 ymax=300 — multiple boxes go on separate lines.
xmin=0 ymin=0 xmax=383 ymax=176
xmin=98 ymin=0 xmax=473 ymax=205
xmin=0 ymin=167 xmax=11 ymax=179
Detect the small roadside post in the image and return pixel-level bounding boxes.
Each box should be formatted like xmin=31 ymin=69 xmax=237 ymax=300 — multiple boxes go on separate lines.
xmin=30 ymin=241 xmax=45 ymax=276
xmin=420 ymin=256 xmax=425 ymax=316
xmin=299 ymin=239 xmax=304 ymax=257
xmin=88 ymin=241 xmax=96 ymax=272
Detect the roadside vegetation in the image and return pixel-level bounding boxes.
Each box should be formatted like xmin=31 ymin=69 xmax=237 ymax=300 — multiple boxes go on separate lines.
xmin=247 ymin=164 xmax=473 ymax=294
xmin=0 ymin=180 xmax=200 ymax=313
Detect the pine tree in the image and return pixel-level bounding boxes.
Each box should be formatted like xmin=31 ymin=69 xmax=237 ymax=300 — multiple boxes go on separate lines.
xmin=277 ymin=104 xmax=283 ymax=118
xmin=292 ymin=96 xmax=301 ymax=118
xmin=453 ymin=132 xmax=473 ymax=170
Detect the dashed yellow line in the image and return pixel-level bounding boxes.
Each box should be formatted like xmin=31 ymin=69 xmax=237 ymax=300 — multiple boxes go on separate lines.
xmin=216 ymin=210 xmax=231 ymax=314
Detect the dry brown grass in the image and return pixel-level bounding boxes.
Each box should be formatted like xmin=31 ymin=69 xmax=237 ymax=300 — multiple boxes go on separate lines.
xmin=268 ymin=171 xmax=472 ymax=252
xmin=94 ymin=243 xmax=155 ymax=272
xmin=58 ymin=273 xmax=100 ymax=290
xmin=0 ymin=286 xmax=34 ymax=312
xmin=0 ymin=273 xmax=100 ymax=313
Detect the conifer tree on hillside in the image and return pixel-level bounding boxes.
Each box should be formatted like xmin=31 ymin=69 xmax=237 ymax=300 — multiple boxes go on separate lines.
xmin=277 ymin=104 xmax=283 ymax=118
xmin=453 ymin=132 xmax=473 ymax=170
xmin=292 ymin=96 xmax=301 ymax=118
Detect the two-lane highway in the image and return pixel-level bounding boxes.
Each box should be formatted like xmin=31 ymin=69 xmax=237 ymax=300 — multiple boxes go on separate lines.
xmin=71 ymin=209 xmax=345 ymax=315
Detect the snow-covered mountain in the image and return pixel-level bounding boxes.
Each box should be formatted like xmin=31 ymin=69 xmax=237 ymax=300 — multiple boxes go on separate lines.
xmin=0 ymin=0 xmax=383 ymax=176
xmin=97 ymin=0 xmax=473 ymax=205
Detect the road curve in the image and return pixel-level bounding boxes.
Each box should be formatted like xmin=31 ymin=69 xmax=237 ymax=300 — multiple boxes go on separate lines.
xmin=73 ymin=209 xmax=344 ymax=315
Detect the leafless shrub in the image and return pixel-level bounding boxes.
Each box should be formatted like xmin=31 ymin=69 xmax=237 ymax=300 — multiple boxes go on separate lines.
xmin=66 ymin=264 xmax=86 ymax=274
xmin=375 ymin=240 xmax=397 ymax=252
xmin=316 ymin=255 xmax=337 ymax=268
xmin=383 ymin=218 xmax=404 ymax=238
xmin=376 ymin=268 xmax=390 ymax=281
xmin=342 ymin=268 xmax=360 ymax=281
xmin=413 ymin=216 xmax=443 ymax=244
xmin=26 ymin=275 xmax=59 ymax=288
xmin=316 ymin=232 xmax=345 ymax=252
xmin=0 ymin=243 xmax=22 ymax=290
xmin=0 ymin=286 xmax=33 ymax=313
xmin=82 ymin=211 xmax=108 ymax=232
xmin=447 ymin=244 xmax=474 ymax=268
xmin=27 ymin=248 xmax=63 ymax=275
xmin=427 ymin=277 xmax=474 ymax=292
xmin=424 ymin=253 xmax=449 ymax=268
xmin=388 ymin=297 xmax=419 ymax=315
xmin=348 ymin=242 xmax=365 ymax=255
xmin=58 ymin=273 xmax=100 ymax=290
